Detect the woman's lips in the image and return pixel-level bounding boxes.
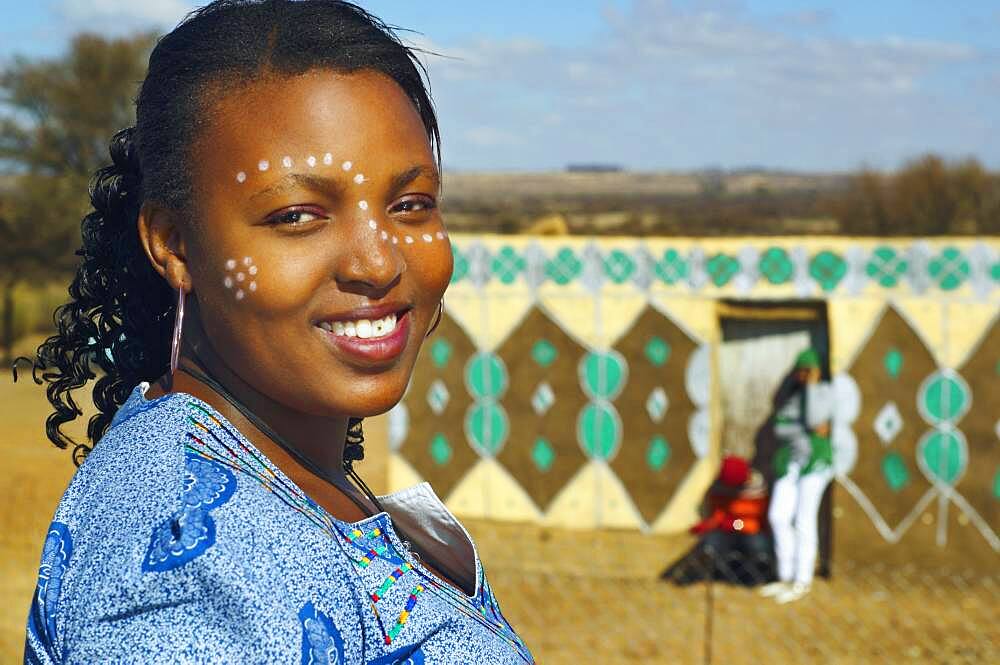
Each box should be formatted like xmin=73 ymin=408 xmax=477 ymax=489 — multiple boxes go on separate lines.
xmin=317 ymin=309 xmax=411 ymax=365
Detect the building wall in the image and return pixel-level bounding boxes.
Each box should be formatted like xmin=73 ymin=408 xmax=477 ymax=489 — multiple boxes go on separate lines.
xmin=385 ymin=235 xmax=999 ymax=552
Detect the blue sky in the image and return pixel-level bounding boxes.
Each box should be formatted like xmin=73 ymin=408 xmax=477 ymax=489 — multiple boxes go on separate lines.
xmin=2 ymin=0 xmax=998 ymax=171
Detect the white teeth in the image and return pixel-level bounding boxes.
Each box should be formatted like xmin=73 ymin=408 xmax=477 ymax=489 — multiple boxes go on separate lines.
xmin=320 ymin=313 xmax=399 ymax=339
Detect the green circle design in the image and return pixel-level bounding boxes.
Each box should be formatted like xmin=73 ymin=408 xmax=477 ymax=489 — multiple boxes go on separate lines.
xmin=545 ymin=248 xmax=582 ymax=285
xmin=759 ymin=247 xmax=794 ymax=285
xmin=866 ymin=246 xmax=908 ymax=288
xmin=706 ymin=253 xmax=741 ymax=287
xmin=918 ymin=429 xmax=967 ymax=486
xmin=577 ymin=402 xmax=622 ymax=460
xmin=465 ymin=353 xmax=508 ymax=399
xmin=809 ymin=251 xmax=847 ymax=292
xmin=465 ymin=403 xmax=509 ymax=456
xmin=655 ymin=249 xmax=688 ymax=285
xmin=918 ymin=371 xmax=971 ymax=425
xmin=603 ymin=250 xmax=635 ymax=284
xmin=928 ymin=247 xmax=970 ymax=291
xmin=579 ymin=351 xmax=628 ymax=400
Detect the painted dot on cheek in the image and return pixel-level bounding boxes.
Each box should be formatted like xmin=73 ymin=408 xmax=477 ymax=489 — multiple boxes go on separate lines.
xmin=323 ymin=153 xmax=333 ymax=165
xmin=368 ymin=219 xmax=377 ymax=230
xmin=436 ymin=231 xmax=445 ymax=240
xmin=226 ymin=259 xmax=237 ymax=270
xmin=422 ymin=234 xmax=433 ymax=242
xmin=236 ymin=272 xmax=245 ymax=282
xmin=342 ymin=161 xmax=352 ymax=171
xmin=353 ymin=173 xmax=365 ymax=184
xmin=243 ymin=256 xmax=252 ymax=266
xmin=248 ymin=265 xmax=258 ymax=276
xmin=236 ymin=289 xmax=245 ymax=300
xmin=392 ymin=237 xmax=398 ymax=245
xmin=258 ymin=160 xmax=269 ymax=172
xmin=381 ymin=230 xmax=388 ymax=240
xmin=224 ymin=277 xmax=233 ymax=288
xmin=236 ymin=171 xmax=247 ymax=184
xmin=249 ymin=281 xmax=257 ymax=292
xmin=358 ymin=201 xmax=369 ymax=211
xmin=307 ymin=155 xmax=317 ymax=167
xmin=405 ymin=236 xmax=414 ymax=244
xmin=282 ymin=156 xmax=293 ymax=168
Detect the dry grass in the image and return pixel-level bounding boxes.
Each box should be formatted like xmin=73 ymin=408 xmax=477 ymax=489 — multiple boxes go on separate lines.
xmin=3 ymin=370 xmax=996 ymax=664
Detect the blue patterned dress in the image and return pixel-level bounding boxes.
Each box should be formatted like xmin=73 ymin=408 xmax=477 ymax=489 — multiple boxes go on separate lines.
xmin=24 ymin=384 xmax=533 ymax=664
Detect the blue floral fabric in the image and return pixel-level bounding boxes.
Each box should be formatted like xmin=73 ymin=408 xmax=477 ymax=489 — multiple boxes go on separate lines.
xmin=24 ymin=385 xmax=532 ymax=664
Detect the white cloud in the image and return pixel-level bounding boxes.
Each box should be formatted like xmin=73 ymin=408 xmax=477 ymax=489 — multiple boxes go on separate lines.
xmin=57 ymin=0 xmax=195 ymax=32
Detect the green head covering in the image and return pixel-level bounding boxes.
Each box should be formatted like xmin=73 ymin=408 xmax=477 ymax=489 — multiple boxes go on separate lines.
xmin=795 ymin=348 xmax=821 ymax=369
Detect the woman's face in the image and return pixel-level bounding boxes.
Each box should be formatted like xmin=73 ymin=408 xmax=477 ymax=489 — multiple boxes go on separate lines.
xmin=182 ymin=70 xmax=451 ymax=418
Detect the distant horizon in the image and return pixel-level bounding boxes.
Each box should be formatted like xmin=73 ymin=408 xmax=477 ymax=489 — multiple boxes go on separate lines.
xmin=2 ymin=1 xmax=999 ymax=171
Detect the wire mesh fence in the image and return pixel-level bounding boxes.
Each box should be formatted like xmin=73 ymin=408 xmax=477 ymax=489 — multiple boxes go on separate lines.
xmin=466 ymin=521 xmax=999 ymax=665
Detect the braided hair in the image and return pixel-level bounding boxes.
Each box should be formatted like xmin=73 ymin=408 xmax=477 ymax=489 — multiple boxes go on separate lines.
xmin=22 ymin=0 xmax=440 ymax=464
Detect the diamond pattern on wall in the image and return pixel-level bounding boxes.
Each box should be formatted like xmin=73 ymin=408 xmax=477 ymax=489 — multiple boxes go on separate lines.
xmin=610 ymin=306 xmax=699 ymax=523
xmin=848 ymin=306 xmax=936 ymax=527
xmin=400 ymin=312 xmax=479 ymax=496
xmin=956 ymin=320 xmax=1000 ymax=533
xmin=495 ymin=307 xmax=589 ymax=510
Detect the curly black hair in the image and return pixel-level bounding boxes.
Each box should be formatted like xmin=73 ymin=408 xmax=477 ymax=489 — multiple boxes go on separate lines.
xmin=20 ymin=0 xmax=440 ymax=465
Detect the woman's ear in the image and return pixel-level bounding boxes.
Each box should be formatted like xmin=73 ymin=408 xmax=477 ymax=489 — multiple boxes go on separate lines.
xmin=138 ymin=202 xmax=191 ymax=291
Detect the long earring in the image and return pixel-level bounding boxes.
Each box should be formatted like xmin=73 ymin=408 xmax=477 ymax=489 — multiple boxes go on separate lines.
xmin=425 ymin=301 xmax=444 ymax=338
xmin=170 ymin=288 xmax=186 ymax=378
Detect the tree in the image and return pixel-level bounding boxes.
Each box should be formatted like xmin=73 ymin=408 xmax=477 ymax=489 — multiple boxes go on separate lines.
xmin=0 ymin=32 xmax=154 ymax=360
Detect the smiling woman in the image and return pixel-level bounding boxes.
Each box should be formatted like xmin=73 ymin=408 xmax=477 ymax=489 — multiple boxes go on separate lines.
xmin=19 ymin=2 xmax=531 ymax=663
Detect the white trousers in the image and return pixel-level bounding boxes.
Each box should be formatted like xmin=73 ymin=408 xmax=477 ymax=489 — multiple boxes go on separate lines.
xmin=768 ymin=462 xmax=833 ymax=585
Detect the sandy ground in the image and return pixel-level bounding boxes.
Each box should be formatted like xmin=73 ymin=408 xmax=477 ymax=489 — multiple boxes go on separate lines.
xmin=3 ymin=370 xmax=996 ymax=664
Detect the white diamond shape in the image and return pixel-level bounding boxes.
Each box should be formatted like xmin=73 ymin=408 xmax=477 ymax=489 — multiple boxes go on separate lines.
xmin=531 ymin=382 xmax=555 ymax=416
xmin=427 ymin=379 xmax=450 ymax=415
xmin=646 ymin=387 xmax=669 ymax=423
xmin=873 ymin=401 xmax=903 ymax=445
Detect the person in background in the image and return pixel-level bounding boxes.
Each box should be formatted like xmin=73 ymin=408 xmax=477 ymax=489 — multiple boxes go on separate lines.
xmin=759 ymin=348 xmax=834 ymax=604
xmin=663 ymin=455 xmax=769 ymax=585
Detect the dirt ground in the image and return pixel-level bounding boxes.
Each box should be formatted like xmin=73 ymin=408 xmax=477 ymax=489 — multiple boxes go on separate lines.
xmin=2 ymin=368 xmax=996 ymax=664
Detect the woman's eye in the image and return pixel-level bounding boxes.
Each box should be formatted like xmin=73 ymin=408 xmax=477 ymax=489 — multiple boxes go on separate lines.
xmin=266 ymin=208 xmax=326 ymax=226
xmin=391 ymin=196 xmax=437 ymax=215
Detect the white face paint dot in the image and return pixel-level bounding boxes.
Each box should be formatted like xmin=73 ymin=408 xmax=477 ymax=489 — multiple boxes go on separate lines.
xmin=323 ymin=153 xmax=333 ymax=165
xmin=258 ymin=160 xmax=269 ymax=172
xmin=224 ymin=276 xmax=233 ymax=288
xmin=243 ymin=256 xmax=252 ymax=266
xmin=422 ymin=234 xmax=433 ymax=243
xmin=353 ymin=173 xmax=365 ymax=184
xmin=405 ymin=236 xmax=414 ymax=244
xmin=341 ymin=161 xmax=352 ymax=171
xmin=368 ymin=219 xmax=377 ymax=230
xmin=236 ymin=272 xmax=245 ymax=282
xmin=282 ymin=156 xmax=293 ymax=168
xmin=248 ymin=265 xmax=258 ymax=276
xmin=249 ymin=281 xmax=257 ymax=292
xmin=307 ymin=155 xmax=317 ymax=167
xmin=226 ymin=259 xmax=237 ymax=270
xmin=358 ymin=200 xmax=369 ymax=211
xmin=436 ymin=231 xmax=445 ymax=239
xmin=380 ymin=230 xmax=389 ymax=240
xmin=392 ymin=236 xmax=399 ymax=245
xmin=236 ymin=289 xmax=245 ymax=300
xmin=236 ymin=171 xmax=247 ymax=184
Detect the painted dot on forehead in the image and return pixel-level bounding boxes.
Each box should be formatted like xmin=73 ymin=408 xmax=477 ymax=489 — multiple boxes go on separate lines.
xmin=392 ymin=236 xmax=399 ymax=245
xmin=353 ymin=173 xmax=365 ymax=185
xmin=258 ymin=160 xmax=269 ymax=172
xmin=405 ymin=236 xmax=414 ymax=244
xmin=282 ymin=156 xmax=293 ymax=168
xmin=323 ymin=153 xmax=333 ymax=165
xmin=341 ymin=161 xmax=352 ymax=171
xmin=236 ymin=171 xmax=247 ymax=184
xmin=358 ymin=200 xmax=369 ymax=211
xmin=436 ymin=231 xmax=446 ymax=240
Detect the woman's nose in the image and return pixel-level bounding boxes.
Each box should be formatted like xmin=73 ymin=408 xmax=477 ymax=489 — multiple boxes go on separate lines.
xmin=334 ymin=219 xmax=405 ymax=294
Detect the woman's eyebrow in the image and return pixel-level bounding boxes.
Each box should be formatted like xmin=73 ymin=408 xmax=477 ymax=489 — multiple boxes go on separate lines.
xmin=388 ymin=164 xmax=440 ymax=195
xmin=248 ymin=173 xmax=346 ymax=201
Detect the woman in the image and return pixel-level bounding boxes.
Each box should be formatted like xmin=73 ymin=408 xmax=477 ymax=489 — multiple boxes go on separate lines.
xmin=20 ymin=2 xmax=532 ymax=662
xmin=759 ymin=348 xmax=834 ymax=604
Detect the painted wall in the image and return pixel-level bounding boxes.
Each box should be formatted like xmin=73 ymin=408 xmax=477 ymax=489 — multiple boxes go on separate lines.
xmin=384 ymin=235 xmax=999 ymax=553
